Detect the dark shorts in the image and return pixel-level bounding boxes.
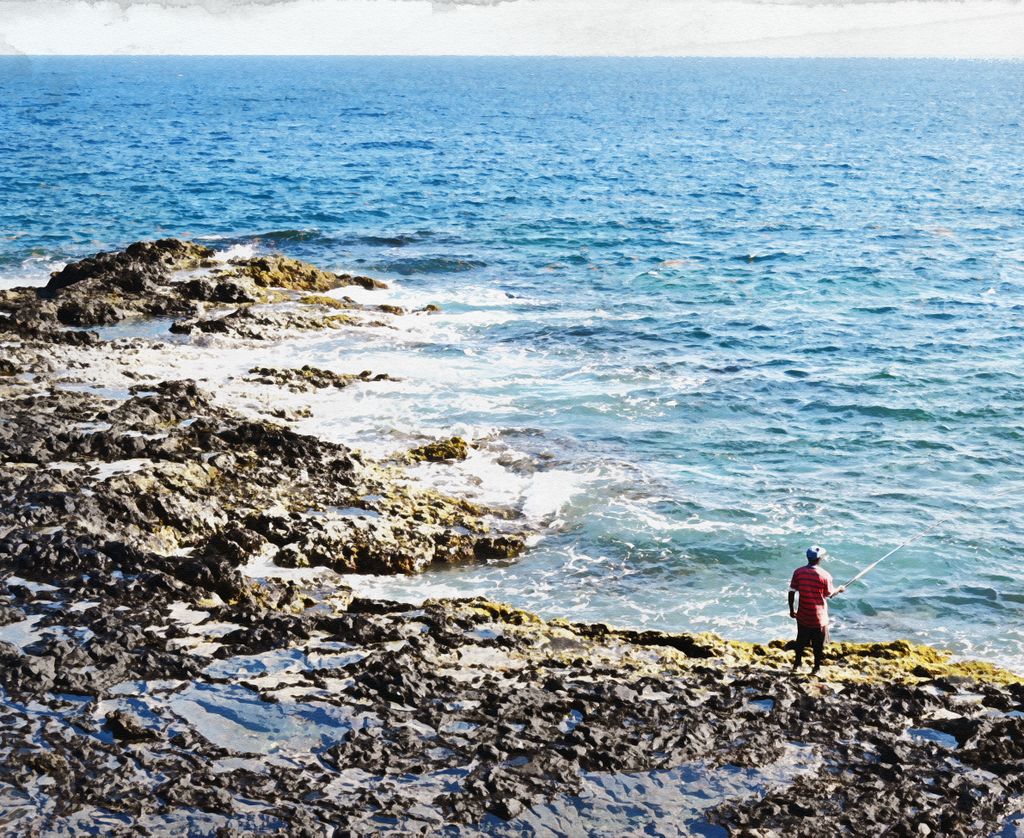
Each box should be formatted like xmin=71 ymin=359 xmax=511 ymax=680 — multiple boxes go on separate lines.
xmin=796 ymin=624 xmax=826 ymax=647
xmin=794 ymin=624 xmax=827 ymax=666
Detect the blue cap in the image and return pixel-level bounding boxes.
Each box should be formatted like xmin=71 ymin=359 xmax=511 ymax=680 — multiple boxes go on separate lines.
xmin=807 ymin=545 xmax=827 ymax=561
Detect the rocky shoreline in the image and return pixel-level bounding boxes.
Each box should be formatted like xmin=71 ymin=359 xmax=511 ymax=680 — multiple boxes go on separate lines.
xmin=1 ymin=241 xmax=1022 ymax=836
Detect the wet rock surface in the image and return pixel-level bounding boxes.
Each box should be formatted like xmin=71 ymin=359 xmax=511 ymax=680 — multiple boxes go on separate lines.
xmin=0 ymin=379 xmax=517 ymax=578
xmin=169 ymin=305 xmax=362 ymax=339
xmin=1 ymin=240 xmax=1022 ymax=836
xmin=245 ymin=365 xmax=397 ymax=392
xmin=2 ymin=580 xmax=1023 ymax=836
xmin=1 ymin=238 xmax=401 ymax=339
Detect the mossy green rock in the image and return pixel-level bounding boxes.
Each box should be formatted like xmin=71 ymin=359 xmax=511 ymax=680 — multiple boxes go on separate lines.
xmin=408 ymin=436 xmax=470 ymax=463
xmin=299 ymin=294 xmax=353 ymax=310
xmin=223 ymin=255 xmax=343 ymax=292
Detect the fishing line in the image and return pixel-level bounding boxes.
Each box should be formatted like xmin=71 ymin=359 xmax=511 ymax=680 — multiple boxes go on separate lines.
xmin=837 ymin=482 xmax=1019 ymax=593
xmin=752 ymin=483 xmax=1018 ymax=622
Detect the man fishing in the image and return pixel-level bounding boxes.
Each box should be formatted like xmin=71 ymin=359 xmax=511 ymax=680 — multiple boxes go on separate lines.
xmin=789 ymin=545 xmax=845 ymax=675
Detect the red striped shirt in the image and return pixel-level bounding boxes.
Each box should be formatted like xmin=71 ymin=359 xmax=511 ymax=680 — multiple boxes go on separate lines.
xmin=790 ymin=564 xmax=835 ymax=628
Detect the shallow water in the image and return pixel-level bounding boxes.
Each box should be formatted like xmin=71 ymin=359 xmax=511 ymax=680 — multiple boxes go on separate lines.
xmin=2 ymin=57 xmax=1023 ymax=668
xmin=491 ymin=745 xmax=819 ymax=837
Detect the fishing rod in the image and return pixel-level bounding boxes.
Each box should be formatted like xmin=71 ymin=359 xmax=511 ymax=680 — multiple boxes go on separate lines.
xmin=837 ymin=483 xmax=1018 ymax=593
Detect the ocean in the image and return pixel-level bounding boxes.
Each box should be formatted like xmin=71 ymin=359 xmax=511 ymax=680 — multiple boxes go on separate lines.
xmin=2 ymin=56 xmax=1023 ymax=668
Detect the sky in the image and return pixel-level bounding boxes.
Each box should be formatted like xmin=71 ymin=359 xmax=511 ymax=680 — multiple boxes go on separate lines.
xmin=0 ymin=0 xmax=1023 ymax=57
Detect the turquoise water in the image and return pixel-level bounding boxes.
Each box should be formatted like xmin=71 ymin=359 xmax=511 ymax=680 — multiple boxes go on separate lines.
xmin=1 ymin=57 xmax=1023 ymax=667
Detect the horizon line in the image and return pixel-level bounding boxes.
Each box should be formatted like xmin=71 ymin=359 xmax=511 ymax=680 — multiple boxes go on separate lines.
xmin=5 ymin=53 xmax=1024 ymax=60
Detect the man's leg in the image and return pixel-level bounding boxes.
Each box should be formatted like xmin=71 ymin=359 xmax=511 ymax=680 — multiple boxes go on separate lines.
xmin=793 ymin=625 xmax=809 ymax=670
xmin=810 ymin=628 xmax=825 ymax=673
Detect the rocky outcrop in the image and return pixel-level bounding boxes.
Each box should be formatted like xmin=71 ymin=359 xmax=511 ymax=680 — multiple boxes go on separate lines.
xmin=169 ymin=304 xmax=362 ymax=338
xmin=338 ymin=272 xmax=389 ymax=290
xmin=215 ymin=254 xmax=343 ymax=292
xmin=407 ymin=435 xmax=472 ymax=462
xmin=245 ymin=365 xmax=396 ymax=392
xmin=44 ymin=238 xmax=214 ymax=295
xmin=1 ymin=239 xmax=395 ymax=334
xmin=297 ymin=293 xmax=353 ymax=309
xmin=0 ymin=381 xmax=520 ymax=579
xmin=212 ymin=256 xmax=385 ymax=293
xmin=38 ymin=239 xmax=216 ymax=327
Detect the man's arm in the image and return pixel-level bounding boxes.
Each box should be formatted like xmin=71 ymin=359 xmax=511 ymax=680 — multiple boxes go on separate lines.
xmin=788 ymin=589 xmax=797 ymax=618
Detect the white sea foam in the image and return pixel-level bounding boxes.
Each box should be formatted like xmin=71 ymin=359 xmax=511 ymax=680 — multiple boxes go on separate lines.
xmin=522 ymin=470 xmax=588 ymax=521
xmin=0 ymin=255 xmax=62 ymax=290
xmin=356 ymin=282 xmax=533 ymax=313
xmin=335 ymin=572 xmax=482 ymax=606
xmin=214 ymin=243 xmax=257 ymax=262
xmin=399 ymin=446 xmax=592 ymax=525
xmin=594 ymin=493 xmax=801 ymax=541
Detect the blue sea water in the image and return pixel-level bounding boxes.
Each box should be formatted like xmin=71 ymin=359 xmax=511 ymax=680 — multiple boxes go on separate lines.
xmin=2 ymin=57 xmax=1023 ymax=668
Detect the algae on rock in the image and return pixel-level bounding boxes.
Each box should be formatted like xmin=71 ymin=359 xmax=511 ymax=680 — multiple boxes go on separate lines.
xmin=407 ymin=436 xmax=471 ymax=463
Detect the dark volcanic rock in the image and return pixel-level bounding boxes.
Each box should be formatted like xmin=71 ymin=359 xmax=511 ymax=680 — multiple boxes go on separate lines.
xmin=2 ymin=239 xmax=393 ymax=333
xmin=178 ymin=275 xmax=257 ymax=304
xmin=245 ymin=364 xmax=396 ymax=392
xmin=337 ymin=272 xmax=389 ymax=290
xmin=27 ymin=240 xmax=214 ymax=328
xmin=104 ymin=710 xmax=162 ymax=742
xmin=170 ymin=304 xmax=360 ymax=339
xmin=55 ymin=297 xmax=122 ymax=326
xmin=0 ymin=306 xmax=100 ymax=344
xmin=44 ymin=238 xmax=213 ymax=295
xmin=0 ymin=381 xmax=514 ymax=578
